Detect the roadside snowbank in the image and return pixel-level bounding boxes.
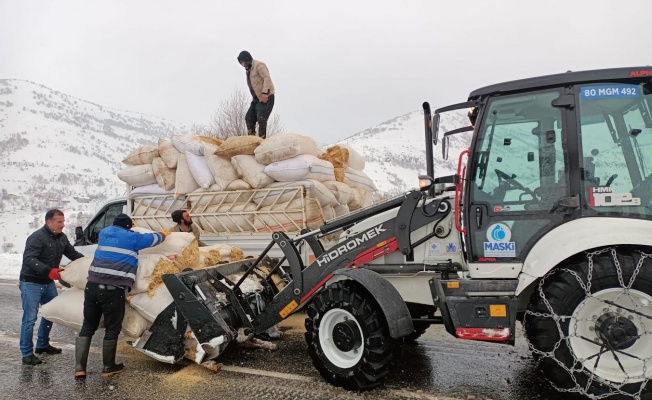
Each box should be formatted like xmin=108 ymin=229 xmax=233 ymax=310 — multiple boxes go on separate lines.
xmin=0 ymin=253 xmax=21 ymax=280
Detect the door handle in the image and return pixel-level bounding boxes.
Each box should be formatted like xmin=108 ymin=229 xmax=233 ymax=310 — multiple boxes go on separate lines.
xmin=475 ymin=206 xmax=483 ymax=229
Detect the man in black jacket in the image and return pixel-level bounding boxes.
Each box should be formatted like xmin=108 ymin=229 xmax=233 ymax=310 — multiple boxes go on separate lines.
xmin=20 ymin=209 xmax=84 ymax=365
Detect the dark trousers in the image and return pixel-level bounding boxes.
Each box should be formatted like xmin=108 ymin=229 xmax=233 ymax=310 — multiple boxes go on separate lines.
xmin=245 ymin=95 xmax=275 ymax=139
xmin=79 ymin=282 xmax=126 ymax=341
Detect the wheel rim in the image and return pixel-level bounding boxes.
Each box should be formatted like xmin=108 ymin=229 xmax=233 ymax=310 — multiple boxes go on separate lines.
xmin=568 ymin=288 xmax=652 ymax=383
xmin=319 ymin=308 xmax=364 ymax=368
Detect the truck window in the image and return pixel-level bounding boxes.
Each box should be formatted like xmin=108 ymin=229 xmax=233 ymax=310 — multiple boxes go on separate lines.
xmin=87 ymin=203 xmax=125 ymax=243
xmin=578 ymin=82 xmax=652 ymax=214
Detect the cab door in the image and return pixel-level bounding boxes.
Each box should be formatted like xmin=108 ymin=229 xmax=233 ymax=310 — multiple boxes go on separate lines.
xmin=464 ymin=89 xmax=577 ymax=277
xmin=74 ymin=201 xmax=127 ymax=257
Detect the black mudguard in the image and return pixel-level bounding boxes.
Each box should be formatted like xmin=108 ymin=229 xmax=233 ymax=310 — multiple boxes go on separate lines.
xmin=333 ymin=268 xmax=413 ymax=339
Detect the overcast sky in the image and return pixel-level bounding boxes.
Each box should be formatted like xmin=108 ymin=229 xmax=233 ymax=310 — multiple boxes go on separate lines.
xmin=1 ymin=0 xmax=651 ymax=143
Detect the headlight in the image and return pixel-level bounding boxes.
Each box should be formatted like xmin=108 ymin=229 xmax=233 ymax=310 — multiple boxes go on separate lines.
xmin=418 ymin=175 xmax=433 ymax=191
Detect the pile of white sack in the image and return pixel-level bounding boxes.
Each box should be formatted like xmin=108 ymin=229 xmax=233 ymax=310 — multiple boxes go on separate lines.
xmin=40 ymin=231 xmax=267 ymax=362
xmin=116 ymin=133 xmax=376 ymax=234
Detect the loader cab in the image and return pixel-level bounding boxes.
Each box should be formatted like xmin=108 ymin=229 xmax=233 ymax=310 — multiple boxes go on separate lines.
xmin=433 ymin=67 xmax=652 ymax=273
xmin=73 ymin=198 xmax=128 ymax=256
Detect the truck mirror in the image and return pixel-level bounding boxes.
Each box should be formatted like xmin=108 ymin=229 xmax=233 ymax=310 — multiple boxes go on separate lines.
xmin=432 ymin=113 xmax=441 ymax=145
xmin=75 ymin=226 xmax=84 ymax=240
xmin=442 ymin=136 xmax=450 ymax=160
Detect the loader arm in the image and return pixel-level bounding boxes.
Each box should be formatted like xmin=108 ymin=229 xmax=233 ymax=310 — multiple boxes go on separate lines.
xmin=249 ymin=190 xmax=451 ymax=334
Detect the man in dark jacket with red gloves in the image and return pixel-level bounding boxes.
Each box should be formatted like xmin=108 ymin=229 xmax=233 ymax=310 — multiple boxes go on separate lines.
xmin=20 ymin=209 xmax=84 ymax=365
xmin=74 ymin=213 xmax=168 ymax=379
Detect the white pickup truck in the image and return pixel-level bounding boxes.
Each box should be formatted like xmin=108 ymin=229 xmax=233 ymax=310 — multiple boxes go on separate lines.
xmin=72 ymin=186 xmax=333 ymax=264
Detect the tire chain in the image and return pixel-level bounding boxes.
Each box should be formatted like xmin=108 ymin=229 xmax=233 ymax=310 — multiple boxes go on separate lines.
xmin=523 ymin=247 xmax=652 ymax=399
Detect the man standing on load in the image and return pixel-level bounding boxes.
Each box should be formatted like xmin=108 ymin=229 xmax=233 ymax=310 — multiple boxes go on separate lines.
xmin=20 ymin=209 xmax=84 ymax=365
xmin=74 ymin=214 xmax=169 ymax=379
xmin=237 ymin=50 xmax=275 ymax=139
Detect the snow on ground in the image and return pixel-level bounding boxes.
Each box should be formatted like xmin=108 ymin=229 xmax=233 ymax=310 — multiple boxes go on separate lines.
xmin=0 ymin=253 xmax=21 ymax=281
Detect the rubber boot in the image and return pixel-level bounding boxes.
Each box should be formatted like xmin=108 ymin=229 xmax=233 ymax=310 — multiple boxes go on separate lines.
xmin=101 ymin=340 xmax=124 ymax=378
xmin=74 ymin=337 xmax=92 ymax=378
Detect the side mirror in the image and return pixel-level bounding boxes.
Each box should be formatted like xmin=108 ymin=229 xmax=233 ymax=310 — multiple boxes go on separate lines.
xmin=442 ymin=136 xmax=450 ymax=160
xmin=432 ymin=113 xmax=441 ymax=145
xmin=75 ymin=226 xmax=84 ymax=240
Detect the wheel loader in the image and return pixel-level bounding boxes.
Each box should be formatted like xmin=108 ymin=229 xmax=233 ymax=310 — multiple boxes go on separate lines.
xmin=133 ymin=66 xmax=652 ymax=399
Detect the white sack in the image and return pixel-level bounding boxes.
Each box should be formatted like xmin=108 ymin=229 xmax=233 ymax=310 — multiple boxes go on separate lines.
xmin=322 ymin=205 xmax=336 ymax=221
xmin=130 ymin=286 xmax=174 ymax=323
xmin=225 ymin=179 xmax=252 ymax=191
xmin=253 ymin=133 xmax=319 ymax=165
xmin=122 ymin=304 xmax=151 ymax=337
xmin=185 ymin=151 xmax=215 ymax=189
xmin=138 ymin=232 xmax=196 ymax=256
xmin=123 ymin=145 xmax=160 ymax=166
xmin=263 ymin=154 xmax=335 ymax=182
xmin=171 ymin=134 xmax=205 ymax=156
xmin=343 ymin=167 xmax=377 ymax=192
xmin=132 ymin=254 xmax=168 ymax=295
xmin=60 ymin=256 xmax=92 ymax=290
xmin=254 ymin=197 xmax=324 ymax=232
xmin=323 ymin=180 xmax=355 ymax=205
xmin=206 ymin=154 xmax=239 ymax=190
xmin=158 ymin=138 xmax=181 ymax=168
xmin=349 ymin=188 xmax=374 ymax=211
xmin=340 ymin=144 xmax=366 ymax=170
xmin=175 ymin=153 xmax=200 ymax=196
xmin=334 ymin=204 xmax=350 ymax=217
xmin=216 ymin=135 xmax=263 ymax=158
xmin=231 ymin=155 xmax=274 ymax=189
xmin=200 ymin=244 xmax=236 ymax=258
xmin=40 ymin=288 xmax=88 ymax=331
xmin=250 ymin=180 xmax=337 ymax=208
xmin=117 ymin=164 xmax=157 ymax=187
xmin=152 ymin=157 xmax=176 ymax=191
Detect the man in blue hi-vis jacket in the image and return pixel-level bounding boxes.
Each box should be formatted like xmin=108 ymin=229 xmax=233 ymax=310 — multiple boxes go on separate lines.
xmin=74 ymin=214 xmax=169 ymax=379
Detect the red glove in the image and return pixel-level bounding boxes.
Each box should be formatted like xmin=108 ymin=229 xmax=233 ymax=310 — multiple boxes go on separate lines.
xmin=48 ymin=268 xmax=62 ymax=281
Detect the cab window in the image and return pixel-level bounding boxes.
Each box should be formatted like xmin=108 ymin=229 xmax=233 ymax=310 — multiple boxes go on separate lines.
xmin=472 ymin=90 xmax=566 ymax=212
xmin=578 ymin=82 xmax=652 ymax=215
xmin=87 ymin=203 xmax=125 ymax=243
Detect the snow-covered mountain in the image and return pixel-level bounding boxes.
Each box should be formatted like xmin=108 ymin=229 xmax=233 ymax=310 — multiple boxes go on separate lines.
xmin=339 ymin=110 xmax=471 ymax=194
xmin=0 ymin=79 xmax=470 ymax=254
xmin=0 ymin=79 xmax=188 ymax=253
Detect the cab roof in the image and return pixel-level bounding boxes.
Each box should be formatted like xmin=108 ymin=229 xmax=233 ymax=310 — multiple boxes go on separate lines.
xmin=468 ymin=66 xmax=652 ymax=99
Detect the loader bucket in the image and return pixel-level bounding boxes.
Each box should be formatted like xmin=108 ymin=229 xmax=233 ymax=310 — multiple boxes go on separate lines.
xmin=132 ymin=257 xmax=283 ymax=365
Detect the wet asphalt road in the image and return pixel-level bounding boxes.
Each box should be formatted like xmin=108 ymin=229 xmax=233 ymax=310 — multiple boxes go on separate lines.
xmin=0 ymin=280 xmax=583 ymax=400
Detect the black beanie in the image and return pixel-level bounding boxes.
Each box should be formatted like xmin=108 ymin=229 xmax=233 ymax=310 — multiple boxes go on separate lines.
xmin=237 ymin=50 xmax=253 ymax=63
xmin=113 ymin=213 xmax=133 ymax=229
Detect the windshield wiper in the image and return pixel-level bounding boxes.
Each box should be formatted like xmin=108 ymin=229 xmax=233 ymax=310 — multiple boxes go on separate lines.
xmin=479 ymin=110 xmax=498 ymax=190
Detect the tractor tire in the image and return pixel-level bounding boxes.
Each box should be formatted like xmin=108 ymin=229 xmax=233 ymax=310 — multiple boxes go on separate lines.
xmin=524 ymin=246 xmax=652 ymax=398
xmin=304 ymin=280 xmax=400 ymax=391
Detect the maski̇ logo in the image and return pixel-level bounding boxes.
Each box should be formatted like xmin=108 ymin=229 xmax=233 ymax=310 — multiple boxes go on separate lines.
xmin=486 ymin=223 xmax=511 ymax=243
